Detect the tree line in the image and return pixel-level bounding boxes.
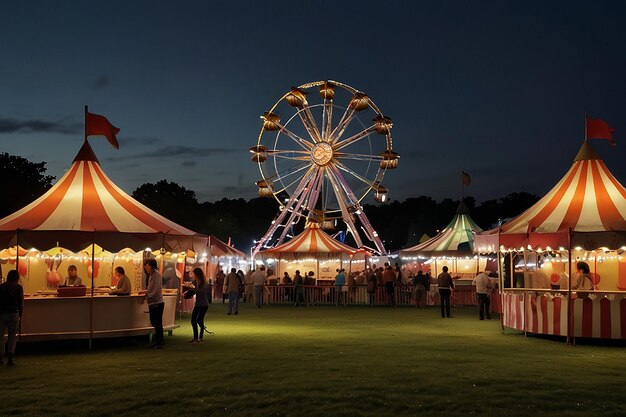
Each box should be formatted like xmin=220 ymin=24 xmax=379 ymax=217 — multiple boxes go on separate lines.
xmin=0 ymin=153 xmax=539 ymax=252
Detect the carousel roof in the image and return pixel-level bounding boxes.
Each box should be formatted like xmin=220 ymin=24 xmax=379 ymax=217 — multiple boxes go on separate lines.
xmin=0 ymin=141 xmax=207 ymax=252
xmin=475 ymin=141 xmax=626 ymax=252
xmin=400 ymin=201 xmax=482 ymax=257
xmin=259 ymin=223 xmax=368 ymax=256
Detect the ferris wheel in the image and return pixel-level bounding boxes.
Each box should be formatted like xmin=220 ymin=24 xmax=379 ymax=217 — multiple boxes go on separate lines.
xmin=250 ymin=80 xmax=399 ymax=255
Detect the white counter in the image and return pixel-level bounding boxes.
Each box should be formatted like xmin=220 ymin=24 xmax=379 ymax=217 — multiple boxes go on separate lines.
xmin=20 ymin=293 xmax=178 ymax=341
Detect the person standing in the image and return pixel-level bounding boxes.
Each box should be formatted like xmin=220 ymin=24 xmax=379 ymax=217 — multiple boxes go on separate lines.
xmin=0 ymin=270 xmax=23 ymax=365
xmin=189 ymin=268 xmax=210 ymax=342
xmin=413 ymin=270 xmax=428 ymax=308
xmin=251 ymin=265 xmax=267 ymax=308
xmin=224 ymin=268 xmax=240 ymax=315
xmin=473 ymin=270 xmax=492 ymax=320
xmin=335 ymin=269 xmax=346 ymax=306
xmin=293 ymin=270 xmax=304 ymax=306
xmin=383 ymin=266 xmax=396 ymax=307
xmin=366 ymin=268 xmax=377 ymax=307
xmin=437 ymin=266 xmax=454 ymax=318
xmin=144 ymin=259 xmax=164 ymax=349
xmin=305 ymin=271 xmax=315 ymax=306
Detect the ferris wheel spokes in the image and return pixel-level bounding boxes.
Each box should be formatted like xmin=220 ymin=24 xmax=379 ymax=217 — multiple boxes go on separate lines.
xmin=333 ymin=152 xmax=383 ymax=162
xmin=322 ymin=99 xmax=333 ymax=141
xmin=329 ymin=106 xmax=357 ymax=144
xmin=325 ymin=167 xmax=364 ymax=248
xmin=298 ymin=105 xmax=323 ymax=143
xmin=334 ymin=160 xmax=378 ymax=190
xmin=327 ymin=164 xmax=386 ymax=253
xmin=333 ymin=125 xmax=378 ymax=151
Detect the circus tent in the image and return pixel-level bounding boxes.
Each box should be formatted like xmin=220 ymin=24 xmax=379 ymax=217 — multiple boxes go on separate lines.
xmin=400 ymin=201 xmax=487 ymax=280
xmin=258 ymin=223 xmax=369 ymax=281
xmin=0 ymin=141 xmax=208 ymax=253
xmin=475 ymin=141 xmax=626 ymax=253
xmin=475 ymin=140 xmax=626 ymax=340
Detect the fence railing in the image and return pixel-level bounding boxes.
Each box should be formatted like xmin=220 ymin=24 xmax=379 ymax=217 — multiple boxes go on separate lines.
xmin=210 ymin=284 xmax=480 ymax=307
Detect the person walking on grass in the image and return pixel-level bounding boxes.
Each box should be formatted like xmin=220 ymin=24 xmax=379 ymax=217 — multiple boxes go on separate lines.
xmin=0 ymin=270 xmax=23 ymax=365
xmin=473 ymin=270 xmax=492 ymax=320
xmin=188 ymin=268 xmax=210 ymax=343
xmin=144 ymin=259 xmax=164 ymax=349
xmin=224 ymin=268 xmax=240 ymax=315
xmin=437 ymin=266 xmax=454 ymax=318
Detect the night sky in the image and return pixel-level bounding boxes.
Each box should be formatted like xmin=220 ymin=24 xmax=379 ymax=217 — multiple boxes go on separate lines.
xmin=1 ymin=1 xmax=625 ymax=205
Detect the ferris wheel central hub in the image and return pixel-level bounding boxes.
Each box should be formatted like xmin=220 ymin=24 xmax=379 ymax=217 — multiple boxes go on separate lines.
xmin=311 ymin=142 xmax=334 ymax=166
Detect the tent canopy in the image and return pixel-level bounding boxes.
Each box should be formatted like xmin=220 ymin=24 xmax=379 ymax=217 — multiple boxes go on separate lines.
xmin=475 ymin=141 xmax=626 ymax=252
xmin=259 ymin=223 xmax=369 ymax=257
xmin=0 ymin=141 xmax=208 ymax=252
xmin=401 ymin=201 xmax=482 ymax=257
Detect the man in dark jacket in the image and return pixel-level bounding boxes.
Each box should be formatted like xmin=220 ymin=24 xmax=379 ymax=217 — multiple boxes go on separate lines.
xmin=0 ymin=270 xmax=24 ymax=365
xmin=437 ymin=266 xmax=454 ymax=318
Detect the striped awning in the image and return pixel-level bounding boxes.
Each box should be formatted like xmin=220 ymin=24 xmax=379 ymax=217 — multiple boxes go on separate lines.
xmin=475 ymin=141 xmax=626 ymax=252
xmin=260 ymin=223 xmax=368 ymax=256
xmin=0 ymin=141 xmax=207 ymax=252
xmin=401 ymin=201 xmax=482 ymax=257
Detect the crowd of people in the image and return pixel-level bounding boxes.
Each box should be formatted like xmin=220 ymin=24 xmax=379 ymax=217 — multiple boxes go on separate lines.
xmin=0 ymin=259 xmax=595 ymax=362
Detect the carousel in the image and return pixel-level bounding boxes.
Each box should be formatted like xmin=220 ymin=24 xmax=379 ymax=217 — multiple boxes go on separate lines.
xmin=0 ymin=134 xmax=209 ymax=341
xmin=250 ymin=80 xmax=398 ymax=256
xmin=475 ymin=140 xmax=626 ymax=341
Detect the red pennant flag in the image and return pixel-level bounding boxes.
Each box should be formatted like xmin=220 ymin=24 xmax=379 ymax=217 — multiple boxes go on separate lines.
xmin=586 ymin=117 xmax=616 ymax=146
xmin=86 ymin=111 xmax=120 ymax=149
xmin=462 ymin=171 xmax=471 ymax=186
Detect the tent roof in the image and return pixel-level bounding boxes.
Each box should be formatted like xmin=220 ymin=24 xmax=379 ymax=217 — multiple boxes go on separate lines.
xmin=475 ymin=141 xmax=626 ymax=251
xmin=259 ymin=223 xmax=368 ymax=256
xmin=0 ymin=141 xmax=207 ymax=252
xmin=209 ymin=235 xmax=245 ymax=258
xmin=401 ymin=201 xmax=482 ymax=256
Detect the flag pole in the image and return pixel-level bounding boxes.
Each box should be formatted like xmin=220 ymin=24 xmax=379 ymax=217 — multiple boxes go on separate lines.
xmin=461 ymin=171 xmax=464 ymax=200
xmin=85 ymin=105 xmax=88 ymax=143
xmin=584 ymin=110 xmax=588 ymax=142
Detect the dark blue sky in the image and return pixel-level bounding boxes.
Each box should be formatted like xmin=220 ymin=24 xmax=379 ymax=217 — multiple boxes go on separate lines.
xmin=1 ymin=1 xmax=625 ymax=204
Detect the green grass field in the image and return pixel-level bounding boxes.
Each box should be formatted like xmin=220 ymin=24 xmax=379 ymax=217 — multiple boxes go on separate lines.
xmin=2 ymin=304 xmax=626 ymax=416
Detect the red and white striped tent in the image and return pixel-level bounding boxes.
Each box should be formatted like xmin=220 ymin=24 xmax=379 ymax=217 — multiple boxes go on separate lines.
xmin=0 ymin=141 xmax=208 ymax=252
xmin=475 ymin=140 xmax=626 ymax=340
xmin=258 ymin=223 xmax=369 ymax=279
xmin=260 ymin=223 xmax=369 ymax=256
xmin=475 ymin=141 xmax=626 ymax=252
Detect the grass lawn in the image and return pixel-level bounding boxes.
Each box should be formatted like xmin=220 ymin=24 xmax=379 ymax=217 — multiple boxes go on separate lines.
xmin=3 ymin=303 xmax=626 ymax=416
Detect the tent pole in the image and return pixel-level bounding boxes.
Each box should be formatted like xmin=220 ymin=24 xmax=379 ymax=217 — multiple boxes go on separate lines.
xmin=89 ymin=235 xmax=95 ymax=350
xmin=566 ymin=229 xmax=573 ymax=345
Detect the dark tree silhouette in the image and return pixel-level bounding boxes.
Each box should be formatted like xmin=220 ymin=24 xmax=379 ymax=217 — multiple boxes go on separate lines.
xmin=0 ymin=153 xmax=55 ymax=218
xmin=132 ymin=180 xmax=201 ymax=230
